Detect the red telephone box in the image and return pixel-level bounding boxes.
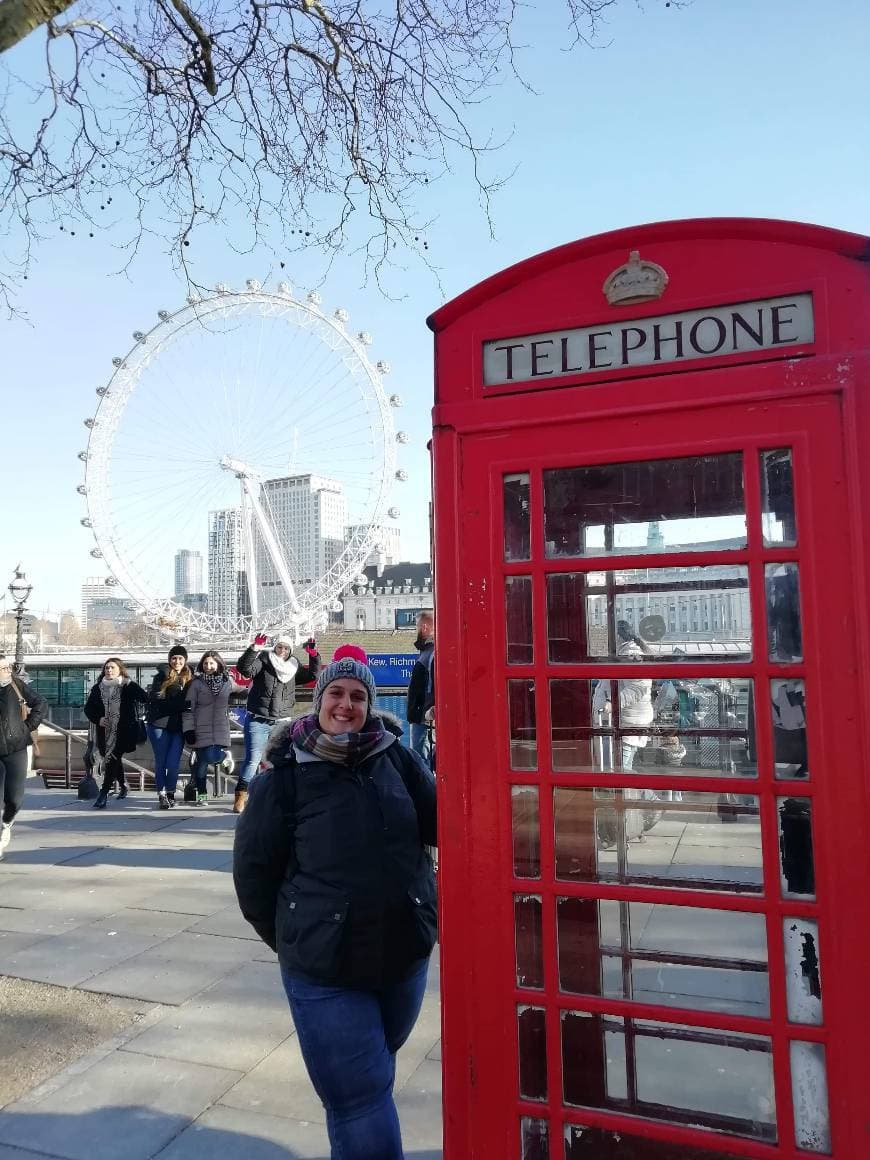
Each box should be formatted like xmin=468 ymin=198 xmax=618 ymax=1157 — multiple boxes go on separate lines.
xmin=429 ymin=219 xmax=870 ymax=1160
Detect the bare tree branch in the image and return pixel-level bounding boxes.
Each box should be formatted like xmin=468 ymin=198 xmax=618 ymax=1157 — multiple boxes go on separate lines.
xmin=0 ymin=0 xmax=76 ymax=54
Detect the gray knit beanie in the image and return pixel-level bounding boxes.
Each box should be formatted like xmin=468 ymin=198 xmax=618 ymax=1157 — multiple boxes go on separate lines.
xmin=313 ymin=656 xmax=378 ymax=713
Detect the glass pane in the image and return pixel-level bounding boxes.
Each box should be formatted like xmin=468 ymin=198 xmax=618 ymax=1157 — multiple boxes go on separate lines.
xmin=521 ymin=1116 xmax=550 ymax=1160
xmin=766 ymin=563 xmax=803 ymax=662
xmin=557 ymin=898 xmax=769 ymax=1018
xmin=504 ymin=472 xmax=531 ymax=561
xmin=513 ymin=786 xmax=541 ymax=879
xmin=544 ymin=453 xmax=746 ymax=558
xmin=515 ymin=894 xmax=544 ymax=990
xmin=548 ymin=567 xmax=751 ymax=662
xmin=509 ymin=680 xmax=538 ymax=771
xmin=771 ymin=680 xmax=809 ymax=778
xmin=518 ymin=1005 xmax=548 ymax=1101
xmin=551 ymin=677 xmax=756 ymax=777
xmin=564 ymin=1123 xmax=745 ymax=1159
xmin=506 ymin=576 xmax=534 ymax=665
xmin=554 ymin=788 xmax=763 ymax=894
xmin=784 ymin=917 xmax=823 ymax=1025
xmin=761 ymin=448 xmax=797 ymax=546
xmin=562 ymin=1012 xmax=775 ymax=1140
xmin=778 ymin=797 xmax=816 ymax=899
xmin=790 ymin=1041 xmax=831 ymax=1153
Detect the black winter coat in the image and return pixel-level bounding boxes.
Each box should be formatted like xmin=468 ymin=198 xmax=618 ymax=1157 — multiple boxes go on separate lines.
xmin=233 ymin=722 xmax=437 ymax=990
xmin=406 ymin=640 xmax=435 ymax=724
xmin=0 ymin=679 xmax=47 ymax=758
xmin=84 ymin=680 xmax=147 ymax=756
xmin=236 ymin=646 xmax=319 ymax=721
xmin=147 ymin=665 xmax=192 ymax=733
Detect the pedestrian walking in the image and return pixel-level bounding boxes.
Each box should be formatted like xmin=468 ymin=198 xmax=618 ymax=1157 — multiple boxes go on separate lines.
xmin=147 ymin=644 xmax=192 ymax=809
xmin=183 ymin=650 xmax=237 ymax=806
xmin=84 ymin=658 xmax=148 ymax=810
xmin=406 ymin=610 xmax=435 ymax=766
xmin=233 ymin=651 xmax=437 ymax=1160
xmin=0 ymin=654 xmax=48 ymax=860
xmin=232 ymin=631 xmax=319 ymax=814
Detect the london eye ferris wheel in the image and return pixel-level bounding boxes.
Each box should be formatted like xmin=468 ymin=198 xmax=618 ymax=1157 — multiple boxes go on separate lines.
xmin=77 ymin=281 xmax=408 ymax=645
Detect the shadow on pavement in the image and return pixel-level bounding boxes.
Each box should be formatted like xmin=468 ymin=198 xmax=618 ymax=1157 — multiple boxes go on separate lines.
xmin=0 ymin=1105 xmax=442 ymax=1160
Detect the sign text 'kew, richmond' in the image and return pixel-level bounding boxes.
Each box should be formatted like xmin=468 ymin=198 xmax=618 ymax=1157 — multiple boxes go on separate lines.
xmin=482 ymin=293 xmax=814 ymax=387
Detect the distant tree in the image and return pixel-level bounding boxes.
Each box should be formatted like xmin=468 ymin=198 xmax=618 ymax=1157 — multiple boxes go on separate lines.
xmin=58 ymin=611 xmax=86 ymax=645
xmin=0 ymin=1 xmax=679 ymax=308
xmin=84 ymin=621 xmax=121 ymax=647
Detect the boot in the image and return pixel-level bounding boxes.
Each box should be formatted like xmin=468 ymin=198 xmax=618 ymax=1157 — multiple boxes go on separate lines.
xmin=158 ymin=792 xmax=170 ymax=810
xmin=196 ymin=791 xmax=208 ymax=806
xmin=232 ymin=788 xmax=248 ymax=815
xmin=93 ymin=790 xmax=109 ymax=809
xmin=166 ymin=792 xmax=176 ymax=808
xmin=117 ymin=784 xmax=129 ymax=800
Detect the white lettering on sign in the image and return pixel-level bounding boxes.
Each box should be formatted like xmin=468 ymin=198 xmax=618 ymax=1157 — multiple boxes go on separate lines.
xmin=482 ymin=293 xmax=814 ymax=387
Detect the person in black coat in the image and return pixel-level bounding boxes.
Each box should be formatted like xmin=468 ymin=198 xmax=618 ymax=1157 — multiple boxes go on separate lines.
xmin=84 ymin=657 xmax=147 ymax=809
xmin=0 ymin=654 xmax=47 ymax=861
xmin=233 ymin=631 xmax=320 ymax=813
xmin=146 ymin=643 xmax=192 ymax=809
xmin=233 ymin=652 xmax=436 ymax=1160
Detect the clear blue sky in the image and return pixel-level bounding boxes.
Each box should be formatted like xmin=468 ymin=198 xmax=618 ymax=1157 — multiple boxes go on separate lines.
xmin=1 ymin=0 xmax=868 ymax=619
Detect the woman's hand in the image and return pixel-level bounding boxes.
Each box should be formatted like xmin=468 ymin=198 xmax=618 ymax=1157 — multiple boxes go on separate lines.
xmin=303 ymin=637 xmax=317 ymax=656
xmin=254 ymin=633 xmax=268 ymax=647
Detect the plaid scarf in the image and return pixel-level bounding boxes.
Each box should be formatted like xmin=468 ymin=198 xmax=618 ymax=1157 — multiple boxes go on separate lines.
xmin=290 ymin=712 xmax=387 ymax=767
xmin=202 ymin=672 xmax=226 ymax=696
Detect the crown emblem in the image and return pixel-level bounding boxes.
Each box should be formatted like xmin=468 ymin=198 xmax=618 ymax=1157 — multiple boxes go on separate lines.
xmin=603 ymin=250 xmax=669 ymax=306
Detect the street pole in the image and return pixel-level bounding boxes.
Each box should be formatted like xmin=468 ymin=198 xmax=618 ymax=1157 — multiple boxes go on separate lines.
xmin=7 ymin=565 xmax=33 ymax=677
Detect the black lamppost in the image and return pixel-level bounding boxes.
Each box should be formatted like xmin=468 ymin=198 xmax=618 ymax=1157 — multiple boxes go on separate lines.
xmin=8 ymin=565 xmax=33 ymax=674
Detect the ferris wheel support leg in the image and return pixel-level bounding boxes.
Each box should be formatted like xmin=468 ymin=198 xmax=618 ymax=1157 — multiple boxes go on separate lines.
xmin=240 ymin=486 xmax=261 ymax=623
xmin=240 ymin=476 xmax=301 ymax=615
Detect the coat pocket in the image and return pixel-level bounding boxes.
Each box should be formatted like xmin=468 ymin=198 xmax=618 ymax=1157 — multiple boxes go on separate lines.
xmin=405 ymin=877 xmax=438 ymax=958
xmin=281 ymin=893 xmax=349 ymax=979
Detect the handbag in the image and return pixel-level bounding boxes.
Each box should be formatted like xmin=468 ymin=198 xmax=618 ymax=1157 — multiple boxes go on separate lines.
xmin=10 ymin=678 xmax=40 ymax=757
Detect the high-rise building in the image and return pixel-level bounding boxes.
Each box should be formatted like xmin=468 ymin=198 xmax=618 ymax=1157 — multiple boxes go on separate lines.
xmin=345 ymin=524 xmax=401 ymax=568
xmin=80 ymin=576 xmax=123 ymax=628
xmin=174 ymin=549 xmax=204 ymax=599
xmin=254 ymin=474 xmax=347 ymax=614
xmin=208 ymin=508 xmax=250 ymax=620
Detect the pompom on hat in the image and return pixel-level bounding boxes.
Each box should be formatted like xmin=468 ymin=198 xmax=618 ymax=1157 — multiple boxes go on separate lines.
xmin=332 ymin=644 xmax=368 ymax=665
xmin=313 ymin=654 xmax=377 ymax=714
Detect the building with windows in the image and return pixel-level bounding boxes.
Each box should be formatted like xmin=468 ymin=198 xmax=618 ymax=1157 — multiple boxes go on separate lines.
xmin=80 ymin=576 xmax=124 ymax=628
xmin=174 ymin=549 xmax=204 ymax=600
xmin=255 ymin=474 xmax=347 ymax=614
xmin=345 ymin=524 xmax=401 ymax=568
xmin=341 ymin=562 xmax=433 ymax=631
xmin=208 ymin=508 xmax=250 ymax=620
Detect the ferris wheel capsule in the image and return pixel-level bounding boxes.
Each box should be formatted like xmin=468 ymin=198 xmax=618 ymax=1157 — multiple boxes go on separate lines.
xmin=376 ymin=361 xmax=391 ymax=374
xmin=246 ymin=279 xmax=261 ymax=292
xmin=278 ymin=282 xmax=292 ymax=295
xmin=112 ymin=357 xmax=123 ymax=368
xmin=396 ymin=431 xmax=410 ymax=444
xmin=90 ymin=548 xmax=103 ymax=558
xmin=96 ymin=386 xmax=109 ymax=396
xmin=334 ymin=308 xmax=349 ymax=323
xmin=357 ymin=331 xmax=373 ymax=345
xmin=158 ymin=309 xmax=171 ymax=321
xmin=133 ymin=331 xmax=146 ymax=343
xmin=395 ymin=469 xmax=408 ymax=481
xmin=84 ymin=418 xmax=96 ymax=428
xmin=388 ymin=507 xmax=400 ymax=519
xmin=389 ymin=394 xmax=403 ymax=408
xmin=307 ymin=291 xmax=322 ymax=305
xmin=76 ymin=484 xmax=87 ymax=495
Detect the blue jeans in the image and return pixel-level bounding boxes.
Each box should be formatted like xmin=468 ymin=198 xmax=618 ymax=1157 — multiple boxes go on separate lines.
xmin=408 ymin=723 xmax=431 ymax=767
xmin=237 ymin=716 xmax=274 ymax=788
xmin=281 ymin=958 xmax=430 ymax=1159
xmin=146 ymin=725 xmax=184 ymax=794
xmin=192 ymin=745 xmax=226 ymax=792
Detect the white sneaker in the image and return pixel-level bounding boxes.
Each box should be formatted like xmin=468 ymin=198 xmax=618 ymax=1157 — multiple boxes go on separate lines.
xmin=0 ymin=821 xmax=12 ymax=857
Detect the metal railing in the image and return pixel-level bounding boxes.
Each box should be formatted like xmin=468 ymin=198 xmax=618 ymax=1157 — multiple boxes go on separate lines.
xmin=38 ymin=720 xmax=154 ymax=791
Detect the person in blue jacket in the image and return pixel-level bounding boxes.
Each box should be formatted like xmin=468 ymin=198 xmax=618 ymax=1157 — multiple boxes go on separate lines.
xmin=233 ymin=652 xmax=437 ymax=1160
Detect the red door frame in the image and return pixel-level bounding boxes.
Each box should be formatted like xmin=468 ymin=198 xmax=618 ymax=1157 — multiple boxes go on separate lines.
xmin=429 ymin=221 xmax=870 ymax=1160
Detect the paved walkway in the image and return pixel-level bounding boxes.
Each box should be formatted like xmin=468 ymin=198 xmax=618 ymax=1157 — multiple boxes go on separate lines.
xmin=0 ymin=782 xmax=443 ymax=1160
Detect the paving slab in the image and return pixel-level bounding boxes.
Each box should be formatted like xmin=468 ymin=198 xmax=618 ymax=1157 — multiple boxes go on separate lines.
xmin=78 ymin=930 xmax=256 ymax=1004
xmin=153 ymin=1103 xmax=331 ymax=1160
xmin=218 ymin=1033 xmax=325 ymax=1125
xmin=394 ymin=1058 xmax=444 ymax=1154
xmin=0 ymin=1053 xmax=241 ymax=1160
xmin=184 ymin=905 xmax=259 ymax=941
xmin=123 ymin=960 xmax=293 ymax=1072
xmin=57 ymin=847 xmax=232 ymax=874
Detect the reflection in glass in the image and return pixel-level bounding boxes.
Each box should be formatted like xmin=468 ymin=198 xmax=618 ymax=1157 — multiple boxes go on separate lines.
xmin=778 ymin=798 xmax=815 ymax=899
xmin=784 ymin=917 xmax=823 ymax=1025
xmin=554 ymin=788 xmax=763 ymax=894
xmin=771 ymin=680 xmax=809 ymax=778
xmin=513 ymin=786 xmax=541 ymax=879
xmin=521 ymin=1116 xmax=550 ymax=1160
xmin=761 ymin=449 xmax=797 ymax=547
xmin=504 ymin=472 xmax=531 ymax=562
xmin=543 ymin=453 xmax=746 ymax=558
xmin=564 ymin=1123 xmax=744 ymax=1159
xmin=506 ymin=576 xmax=534 ymax=665
xmin=557 ymin=898 xmax=769 ymax=1017
xmin=548 ymin=567 xmax=751 ymax=663
xmin=518 ymin=1005 xmax=548 ymax=1101
xmin=562 ymin=1012 xmax=775 ymax=1140
xmin=790 ymin=1041 xmax=831 ymax=1153
xmin=509 ymin=680 xmax=538 ymax=771
xmin=766 ymin=563 xmax=803 ymax=662
xmin=515 ymin=894 xmax=544 ymax=990
xmin=550 ymin=677 xmax=756 ymax=777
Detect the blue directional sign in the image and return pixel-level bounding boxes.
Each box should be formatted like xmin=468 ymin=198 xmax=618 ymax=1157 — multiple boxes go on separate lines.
xmin=367 ymin=653 xmax=417 ymax=687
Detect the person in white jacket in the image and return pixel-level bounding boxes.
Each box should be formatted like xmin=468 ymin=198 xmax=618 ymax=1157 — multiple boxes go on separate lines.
xmin=592 ymin=621 xmax=654 ymax=772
